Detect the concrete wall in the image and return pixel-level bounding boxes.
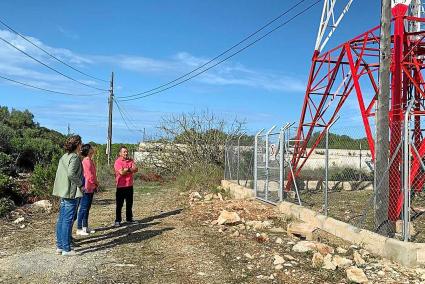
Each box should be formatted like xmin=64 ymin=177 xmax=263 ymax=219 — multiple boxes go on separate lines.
xmin=222 ymin=179 xmax=425 ymax=267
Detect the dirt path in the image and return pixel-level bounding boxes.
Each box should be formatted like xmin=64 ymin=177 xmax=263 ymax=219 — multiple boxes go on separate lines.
xmin=0 ymin=184 xmax=424 ymax=283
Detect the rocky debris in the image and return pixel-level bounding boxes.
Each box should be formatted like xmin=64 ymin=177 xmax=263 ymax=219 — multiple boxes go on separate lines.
xmin=359 ymin=249 xmax=369 ymax=258
xmin=189 ymin=192 xmax=202 ymax=202
xmin=204 ymin=193 xmax=214 ymax=201
xmin=311 ymin=252 xmax=324 ymax=268
xmin=275 ymin=237 xmax=283 ymax=244
xmin=214 ymin=193 xmax=224 ymax=201
xmin=332 ymin=255 xmax=353 ymax=269
xmin=292 ymin=241 xmax=317 ymax=253
xmin=322 ymin=254 xmax=336 ymax=271
xmin=274 ymin=264 xmax=283 ymax=270
xmin=231 ymin=231 xmax=240 ymax=237
xmin=244 ymin=253 xmax=254 ymax=260
xmin=268 ymin=227 xmax=285 ymax=233
xmin=246 ymin=220 xmax=273 ymax=231
xmin=346 ymin=266 xmax=368 ymax=283
xmin=353 ymin=251 xmax=366 ymax=266
xmin=273 ymin=255 xmax=285 ymax=265
xmin=255 ymin=233 xmax=269 ymax=243
xmin=292 ymin=240 xmax=334 ymax=255
xmin=19 ymin=224 xmax=25 ymax=229
xmin=30 ymin=200 xmax=52 ymax=213
xmin=284 ymin=254 xmax=296 ymax=261
xmin=336 ymin=247 xmax=348 ymax=254
xmin=287 ymin=222 xmax=317 ymax=240
xmin=216 ymin=210 xmax=240 ymax=225
xmin=13 ymin=217 xmax=24 ymax=224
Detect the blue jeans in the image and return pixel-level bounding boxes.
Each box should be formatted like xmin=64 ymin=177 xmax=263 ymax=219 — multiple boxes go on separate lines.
xmin=56 ymin=198 xmax=79 ymax=252
xmin=77 ymin=192 xmax=94 ymax=229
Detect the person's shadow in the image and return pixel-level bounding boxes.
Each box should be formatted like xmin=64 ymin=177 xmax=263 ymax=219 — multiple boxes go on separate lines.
xmin=75 ymin=208 xmax=183 ymax=255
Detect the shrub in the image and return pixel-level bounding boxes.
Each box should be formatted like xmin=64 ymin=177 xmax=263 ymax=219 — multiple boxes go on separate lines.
xmin=173 ymin=163 xmax=222 ymax=192
xmin=29 ymin=164 xmax=56 ymax=199
xmin=0 ymin=197 xmax=15 ymax=217
xmin=0 ymin=173 xmax=22 ymax=203
xmin=0 ymin=152 xmax=14 ymax=175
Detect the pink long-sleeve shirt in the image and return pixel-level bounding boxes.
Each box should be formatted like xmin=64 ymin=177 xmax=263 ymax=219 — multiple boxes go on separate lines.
xmin=114 ymin=157 xmax=136 ymax=188
xmin=82 ymin=157 xmax=98 ymax=193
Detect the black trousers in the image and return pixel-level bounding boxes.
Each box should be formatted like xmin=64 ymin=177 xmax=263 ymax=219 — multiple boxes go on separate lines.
xmin=115 ymin=186 xmax=134 ymax=222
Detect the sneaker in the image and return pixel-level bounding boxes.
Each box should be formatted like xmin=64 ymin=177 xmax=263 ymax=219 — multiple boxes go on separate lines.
xmin=76 ymin=229 xmax=89 ymax=236
xmin=114 ymin=221 xmax=121 ymax=227
xmin=83 ymin=227 xmax=96 ymax=234
xmin=61 ymin=250 xmax=79 ymax=256
xmin=55 ymin=248 xmax=63 ymax=255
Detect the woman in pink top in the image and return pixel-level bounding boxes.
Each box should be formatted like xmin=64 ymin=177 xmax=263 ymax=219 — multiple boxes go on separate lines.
xmin=76 ymin=144 xmax=99 ymax=235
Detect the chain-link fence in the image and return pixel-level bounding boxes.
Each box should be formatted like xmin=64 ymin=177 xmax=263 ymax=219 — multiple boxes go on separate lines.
xmin=224 ymin=112 xmax=425 ymax=242
xmin=224 ymin=135 xmax=254 ymax=189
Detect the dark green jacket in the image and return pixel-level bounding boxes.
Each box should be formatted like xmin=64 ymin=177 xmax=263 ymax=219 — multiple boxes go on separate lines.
xmin=52 ymin=152 xmax=83 ymax=199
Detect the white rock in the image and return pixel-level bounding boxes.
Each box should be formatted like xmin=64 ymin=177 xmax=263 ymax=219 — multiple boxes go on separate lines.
xmin=346 ymin=266 xmax=368 ymax=283
xmin=189 ymin=192 xmax=202 ymax=201
xmin=204 ymin=193 xmax=214 ymax=201
xmin=292 ymin=241 xmax=317 ymax=253
xmin=32 ymin=200 xmax=52 ymax=212
xmin=19 ymin=224 xmax=25 ymax=229
xmin=353 ymin=251 xmax=366 ymax=266
xmin=13 ymin=217 xmax=24 ymax=224
xmin=336 ymin=247 xmax=348 ymax=254
xmin=284 ymin=254 xmax=296 ymax=261
xmin=273 ymin=255 xmax=285 ymax=265
xmin=275 ymin=237 xmax=283 ymax=244
xmin=322 ymin=254 xmax=336 ymax=271
xmin=244 ymin=253 xmax=254 ymax=260
xmin=275 ymin=265 xmax=283 ymax=270
xmin=377 ymin=270 xmax=385 ymax=277
xmin=332 ymin=255 xmax=353 ymax=268
xmin=216 ymin=210 xmax=240 ymax=225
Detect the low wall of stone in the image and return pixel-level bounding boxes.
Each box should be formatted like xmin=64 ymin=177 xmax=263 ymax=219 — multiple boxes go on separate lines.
xmin=221 ymin=179 xmax=425 ymax=267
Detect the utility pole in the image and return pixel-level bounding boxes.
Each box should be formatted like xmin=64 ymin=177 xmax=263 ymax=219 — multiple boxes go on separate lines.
xmin=375 ymin=0 xmax=392 ymax=236
xmin=107 ymin=72 xmax=114 ymax=166
xmin=67 ymin=123 xmax=71 ymax=136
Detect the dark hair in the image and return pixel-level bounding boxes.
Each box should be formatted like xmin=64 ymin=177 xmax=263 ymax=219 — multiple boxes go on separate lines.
xmin=119 ymin=145 xmax=128 ymax=152
xmin=64 ymin=135 xmax=82 ymax=153
xmin=81 ymin=144 xmax=92 ymax=157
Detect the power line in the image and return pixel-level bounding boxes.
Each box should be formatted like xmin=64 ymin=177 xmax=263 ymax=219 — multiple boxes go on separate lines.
xmin=117 ymin=0 xmax=321 ymax=102
xmin=0 ymin=35 xmax=109 ymax=92
xmin=114 ymin=98 xmax=144 ymax=133
xmin=0 ymin=18 xmax=108 ymax=83
xmin=116 ymin=0 xmax=311 ymax=99
xmin=0 ymin=74 xmax=106 ymax=96
xmin=113 ymin=98 xmax=142 ymax=134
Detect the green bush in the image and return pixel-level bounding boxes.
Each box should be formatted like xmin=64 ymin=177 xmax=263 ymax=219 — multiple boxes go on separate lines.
xmin=0 ymin=173 xmax=22 ymax=204
xmin=0 ymin=152 xmax=14 ymax=175
xmin=0 ymin=197 xmax=15 ymax=217
xmin=29 ymin=164 xmax=56 ymax=199
xmin=173 ymin=163 xmax=222 ymax=192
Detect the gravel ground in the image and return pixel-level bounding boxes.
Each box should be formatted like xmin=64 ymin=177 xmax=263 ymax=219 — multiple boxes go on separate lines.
xmin=0 ymin=184 xmax=425 ymax=283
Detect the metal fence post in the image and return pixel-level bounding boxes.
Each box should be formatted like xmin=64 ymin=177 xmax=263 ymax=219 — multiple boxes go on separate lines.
xmin=265 ymin=126 xmax=276 ymax=201
xmin=279 ymin=125 xmax=285 ymax=202
xmin=237 ymin=134 xmax=243 ymax=185
xmin=402 ymin=100 xmax=414 ymax=241
xmin=254 ymin=129 xmax=264 ymax=198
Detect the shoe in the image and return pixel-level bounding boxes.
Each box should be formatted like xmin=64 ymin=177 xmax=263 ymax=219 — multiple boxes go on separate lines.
xmin=76 ymin=229 xmax=89 ymax=236
xmin=55 ymin=248 xmax=63 ymax=255
xmin=62 ymin=250 xmax=79 ymax=256
xmin=83 ymin=227 xmax=95 ymax=234
xmin=114 ymin=221 xmax=121 ymax=227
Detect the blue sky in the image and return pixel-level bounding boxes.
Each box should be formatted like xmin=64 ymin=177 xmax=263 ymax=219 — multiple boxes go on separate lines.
xmin=0 ymin=0 xmax=381 ymax=143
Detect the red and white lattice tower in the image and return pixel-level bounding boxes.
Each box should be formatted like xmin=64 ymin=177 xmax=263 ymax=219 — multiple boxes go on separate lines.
xmin=287 ymin=0 xmax=425 ymax=221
